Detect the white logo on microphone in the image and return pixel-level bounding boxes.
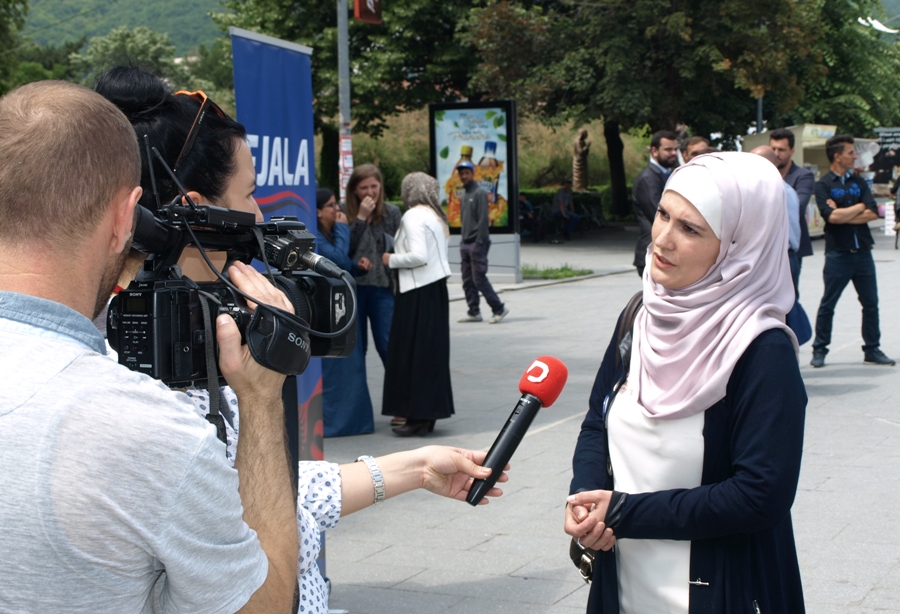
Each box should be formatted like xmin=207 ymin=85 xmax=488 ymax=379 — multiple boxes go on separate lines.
xmin=526 ymin=360 xmax=549 ymax=383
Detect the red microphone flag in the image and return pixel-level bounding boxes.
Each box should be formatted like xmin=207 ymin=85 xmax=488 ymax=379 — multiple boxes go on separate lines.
xmin=518 ymin=356 xmax=568 ymax=407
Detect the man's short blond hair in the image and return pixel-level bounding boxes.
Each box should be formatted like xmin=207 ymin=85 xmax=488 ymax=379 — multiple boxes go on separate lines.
xmin=0 ymin=81 xmax=140 ymax=249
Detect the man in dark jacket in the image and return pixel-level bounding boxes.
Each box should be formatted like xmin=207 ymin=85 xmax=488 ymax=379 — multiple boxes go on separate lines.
xmin=632 ymin=130 xmax=679 ymax=276
xmin=810 ymin=135 xmax=895 ymax=367
xmin=457 ymin=161 xmax=508 ymax=324
xmin=770 ymin=128 xmax=815 ymax=291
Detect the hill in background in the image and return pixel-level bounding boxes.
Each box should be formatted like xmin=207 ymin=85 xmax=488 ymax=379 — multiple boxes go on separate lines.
xmin=882 ymin=0 xmax=900 ymax=23
xmin=21 ymin=1 xmax=900 ymax=66
xmin=23 ymin=0 xmax=225 ymax=55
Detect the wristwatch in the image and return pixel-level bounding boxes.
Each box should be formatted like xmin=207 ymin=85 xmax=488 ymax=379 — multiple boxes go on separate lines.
xmin=355 ymin=455 xmax=385 ymax=504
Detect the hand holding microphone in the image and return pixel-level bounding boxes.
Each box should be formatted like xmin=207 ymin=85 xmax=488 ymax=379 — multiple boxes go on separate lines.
xmin=466 ymin=356 xmax=568 ymax=506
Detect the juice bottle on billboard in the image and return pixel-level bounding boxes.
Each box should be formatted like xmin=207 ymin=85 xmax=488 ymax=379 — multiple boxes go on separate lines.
xmin=477 ymin=141 xmax=508 ymax=227
xmin=444 ymin=145 xmax=474 ymax=227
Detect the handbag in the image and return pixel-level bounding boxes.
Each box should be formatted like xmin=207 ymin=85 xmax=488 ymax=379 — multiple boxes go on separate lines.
xmin=569 ymin=537 xmax=597 ymax=584
xmin=786 ymin=300 xmax=812 ymax=346
xmin=569 ymin=291 xmax=642 ymax=583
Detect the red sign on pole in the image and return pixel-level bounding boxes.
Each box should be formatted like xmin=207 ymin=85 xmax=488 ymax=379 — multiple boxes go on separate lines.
xmin=354 ymin=0 xmax=382 ymax=24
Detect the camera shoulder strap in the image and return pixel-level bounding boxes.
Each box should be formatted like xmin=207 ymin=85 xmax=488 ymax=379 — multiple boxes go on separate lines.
xmin=614 ymin=291 xmax=643 ymax=375
xmin=198 ymin=293 xmax=228 ymax=448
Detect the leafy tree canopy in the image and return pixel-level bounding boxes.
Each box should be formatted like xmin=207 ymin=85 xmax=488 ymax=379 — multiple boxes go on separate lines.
xmin=214 ymin=0 xmax=478 ymax=136
xmin=463 ymin=0 xmax=900 ymax=139
xmin=68 ymin=25 xmax=186 ymax=85
xmin=768 ymin=0 xmax=900 ymax=136
xmin=0 ymin=0 xmax=28 ymax=93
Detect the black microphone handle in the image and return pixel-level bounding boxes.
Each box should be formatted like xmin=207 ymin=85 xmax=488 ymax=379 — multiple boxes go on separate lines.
xmin=466 ymin=393 xmax=543 ymax=506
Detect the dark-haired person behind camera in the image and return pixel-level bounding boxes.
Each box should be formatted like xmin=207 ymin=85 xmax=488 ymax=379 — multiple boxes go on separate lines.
xmin=75 ymin=66 xmax=507 ymax=613
xmin=315 ymin=187 xmax=377 ymax=437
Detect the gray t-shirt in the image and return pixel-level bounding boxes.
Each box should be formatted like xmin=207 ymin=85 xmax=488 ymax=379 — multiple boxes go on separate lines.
xmin=0 ymin=291 xmax=267 ymax=613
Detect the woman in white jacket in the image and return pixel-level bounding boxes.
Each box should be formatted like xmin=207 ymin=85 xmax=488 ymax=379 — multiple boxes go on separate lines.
xmin=382 ymin=172 xmax=455 ymax=436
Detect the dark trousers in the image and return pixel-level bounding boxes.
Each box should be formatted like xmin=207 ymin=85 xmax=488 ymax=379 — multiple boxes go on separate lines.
xmin=788 ymin=250 xmax=800 ymax=299
xmin=553 ymin=211 xmax=581 ymax=237
xmin=356 ymin=285 xmax=394 ymax=366
xmin=813 ymin=250 xmax=881 ymax=354
xmin=460 ymin=240 xmax=504 ymax=316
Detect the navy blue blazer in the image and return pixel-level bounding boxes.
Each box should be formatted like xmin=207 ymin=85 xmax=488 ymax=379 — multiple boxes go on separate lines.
xmin=631 ymin=163 xmax=669 ymax=269
xmin=784 ymin=162 xmax=815 ymax=258
xmin=571 ymin=314 xmax=807 ymax=613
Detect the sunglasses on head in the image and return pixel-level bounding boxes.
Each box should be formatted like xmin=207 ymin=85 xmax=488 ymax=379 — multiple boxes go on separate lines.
xmin=172 ymin=90 xmax=229 ymax=172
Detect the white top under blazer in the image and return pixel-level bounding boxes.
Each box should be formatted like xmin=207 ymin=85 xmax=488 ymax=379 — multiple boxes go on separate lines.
xmin=607 ymin=357 xmax=706 ymax=614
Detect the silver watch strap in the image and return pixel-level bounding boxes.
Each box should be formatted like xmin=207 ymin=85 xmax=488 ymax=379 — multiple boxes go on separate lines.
xmin=356 ymin=455 xmax=385 ymax=504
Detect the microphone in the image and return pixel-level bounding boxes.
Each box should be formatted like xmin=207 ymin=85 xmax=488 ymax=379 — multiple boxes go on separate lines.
xmin=466 ymin=356 xmax=568 ymax=505
xmin=300 ymin=251 xmax=345 ymax=280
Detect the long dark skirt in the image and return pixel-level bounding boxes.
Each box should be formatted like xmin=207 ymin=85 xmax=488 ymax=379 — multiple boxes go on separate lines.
xmin=382 ymin=278 xmax=454 ymax=420
xmin=322 ymin=341 xmax=375 ymax=437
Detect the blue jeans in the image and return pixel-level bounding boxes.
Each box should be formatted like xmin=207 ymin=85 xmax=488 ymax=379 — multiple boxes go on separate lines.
xmin=553 ymin=211 xmax=581 ymax=237
xmin=812 ymin=250 xmax=881 ymax=353
xmin=355 ymin=285 xmax=394 ymax=366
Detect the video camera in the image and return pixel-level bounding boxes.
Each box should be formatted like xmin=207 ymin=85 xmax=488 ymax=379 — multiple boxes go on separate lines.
xmin=107 ymin=199 xmax=356 ymax=389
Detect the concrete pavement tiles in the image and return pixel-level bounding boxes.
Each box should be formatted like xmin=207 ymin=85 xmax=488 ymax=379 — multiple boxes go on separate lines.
xmin=323 ymin=228 xmax=900 ymax=613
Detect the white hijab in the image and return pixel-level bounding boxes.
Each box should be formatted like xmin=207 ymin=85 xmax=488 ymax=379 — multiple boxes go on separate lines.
xmin=632 ymin=152 xmax=798 ymax=419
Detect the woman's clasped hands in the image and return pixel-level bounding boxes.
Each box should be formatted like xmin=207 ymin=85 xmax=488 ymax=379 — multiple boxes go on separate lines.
xmin=564 ymin=490 xmax=617 ymax=552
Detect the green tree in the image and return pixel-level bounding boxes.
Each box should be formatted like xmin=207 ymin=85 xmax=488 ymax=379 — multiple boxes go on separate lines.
xmin=68 ymin=25 xmax=188 ymax=86
xmin=192 ymin=36 xmax=234 ymax=92
xmin=8 ymin=38 xmax=86 ymax=87
xmin=462 ymin=0 xmax=822 ymax=214
xmin=767 ymin=0 xmax=900 ymax=136
xmin=0 ymin=0 xmax=28 ymax=93
xmin=214 ymin=0 xmax=478 ymax=191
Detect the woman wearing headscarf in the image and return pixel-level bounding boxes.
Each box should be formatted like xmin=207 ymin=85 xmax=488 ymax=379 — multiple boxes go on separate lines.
xmin=314 ymin=188 xmax=376 ymax=437
xmin=382 ymin=173 xmax=454 ymax=436
xmin=565 ymin=152 xmax=807 ymax=613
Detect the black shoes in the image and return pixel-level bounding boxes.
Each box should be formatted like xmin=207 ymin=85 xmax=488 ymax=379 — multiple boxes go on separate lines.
xmin=392 ymin=420 xmax=436 ymax=437
xmin=810 ymin=350 xmax=826 ymax=368
xmin=811 ymin=349 xmax=895 ymax=367
xmin=864 ymin=349 xmax=896 ymax=366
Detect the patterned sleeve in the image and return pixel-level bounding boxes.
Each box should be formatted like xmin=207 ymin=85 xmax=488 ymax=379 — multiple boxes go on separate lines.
xmin=184 ymin=386 xmax=239 ymax=465
xmin=295 ymin=461 xmax=342 ymax=583
xmin=297 ymin=461 xmax=343 ymax=530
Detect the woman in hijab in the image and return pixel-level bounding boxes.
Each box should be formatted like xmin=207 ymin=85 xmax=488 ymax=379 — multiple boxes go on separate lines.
xmin=382 ymin=173 xmax=455 ymax=436
xmin=565 ymin=152 xmax=807 ymax=613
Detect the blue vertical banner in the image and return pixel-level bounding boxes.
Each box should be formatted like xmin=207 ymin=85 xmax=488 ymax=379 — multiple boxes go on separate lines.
xmin=230 ymin=27 xmax=324 ymax=462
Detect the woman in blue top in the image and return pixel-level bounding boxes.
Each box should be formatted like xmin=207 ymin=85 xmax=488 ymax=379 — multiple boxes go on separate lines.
xmin=315 ymin=188 xmax=376 ymax=436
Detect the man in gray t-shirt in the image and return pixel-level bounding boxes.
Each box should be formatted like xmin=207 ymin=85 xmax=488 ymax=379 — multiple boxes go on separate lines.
xmin=457 ymin=161 xmax=509 ymax=324
xmin=0 ymin=82 xmax=298 ymax=613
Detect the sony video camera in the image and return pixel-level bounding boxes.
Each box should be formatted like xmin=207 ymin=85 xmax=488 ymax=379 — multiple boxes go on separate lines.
xmin=107 ymin=200 xmax=356 ymax=388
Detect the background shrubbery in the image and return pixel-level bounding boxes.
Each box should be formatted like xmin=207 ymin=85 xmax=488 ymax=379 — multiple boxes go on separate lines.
xmin=315 ymin=110 xmax=648 ymax=219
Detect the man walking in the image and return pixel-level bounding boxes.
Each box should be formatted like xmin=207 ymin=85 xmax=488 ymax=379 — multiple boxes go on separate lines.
xmin=770 ymin=128 xmax=815 ymax=288
xmin=457 ymin=161 xmax=508 ymax=324
xmin=810 ymin=135 xmax=894 ymax=367
xmin=632 ymin=130 xmax=679 ymax=276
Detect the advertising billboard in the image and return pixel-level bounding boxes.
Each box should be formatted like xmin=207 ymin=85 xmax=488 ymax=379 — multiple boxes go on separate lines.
xmin=429 ymin=100 xmax=518 ymax=233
